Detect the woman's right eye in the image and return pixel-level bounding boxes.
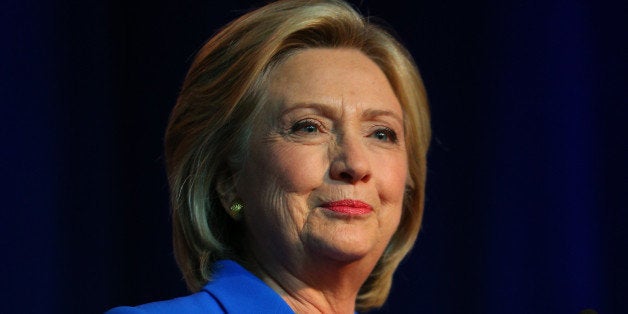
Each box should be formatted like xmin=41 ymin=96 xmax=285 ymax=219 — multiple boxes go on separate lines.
xmin=290 ymin=119 xmax=321 ymax=134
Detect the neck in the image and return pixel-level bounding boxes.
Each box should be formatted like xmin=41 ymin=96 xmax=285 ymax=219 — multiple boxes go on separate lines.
xmin=247 ymin=253 xmax=379 ymax=314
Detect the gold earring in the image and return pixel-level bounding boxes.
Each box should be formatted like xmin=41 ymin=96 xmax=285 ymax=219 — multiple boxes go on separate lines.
xmin=228 ymin=200 xmax=244 ymax=220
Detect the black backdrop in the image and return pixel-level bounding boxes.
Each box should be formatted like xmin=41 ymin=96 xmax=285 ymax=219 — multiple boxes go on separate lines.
xmin=2 ymin=0 xmax=626 ymax=313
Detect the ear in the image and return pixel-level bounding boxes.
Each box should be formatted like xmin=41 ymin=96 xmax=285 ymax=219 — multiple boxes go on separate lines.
xmin=215 ymin=170 xmax=238 ymax=214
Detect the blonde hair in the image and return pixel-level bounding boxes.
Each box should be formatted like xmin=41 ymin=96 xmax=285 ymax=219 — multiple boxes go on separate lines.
xmin=164 ymin=0 xmax=431 ymax=311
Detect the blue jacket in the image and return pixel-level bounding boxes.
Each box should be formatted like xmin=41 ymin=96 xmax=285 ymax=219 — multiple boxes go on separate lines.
xmin=106 ymin=260 xmax=294 ymax=313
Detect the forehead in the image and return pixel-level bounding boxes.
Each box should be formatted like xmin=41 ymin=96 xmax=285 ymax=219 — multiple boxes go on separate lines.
xmin=265 ymin=48 xmax=402 ymax=117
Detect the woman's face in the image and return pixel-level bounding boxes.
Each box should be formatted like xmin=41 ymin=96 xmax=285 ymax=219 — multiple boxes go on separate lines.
xmin=237 ymin=48 xmax=408 ymax=272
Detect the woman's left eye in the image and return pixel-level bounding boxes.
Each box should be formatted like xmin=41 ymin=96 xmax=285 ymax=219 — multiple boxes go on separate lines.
xmin=371 ymin=127 xmax=398 ymax=143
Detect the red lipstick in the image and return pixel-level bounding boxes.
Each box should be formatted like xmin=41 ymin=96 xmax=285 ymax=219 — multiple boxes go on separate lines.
xmin=321 ymin=199 xmax=372 ymax=215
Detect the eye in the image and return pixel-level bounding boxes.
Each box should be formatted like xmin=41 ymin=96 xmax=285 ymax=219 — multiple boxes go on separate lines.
xmin=290 ymin=119 xmax=322 ymax=134
xmin=371 ymin=127 xmax=398 ymax=143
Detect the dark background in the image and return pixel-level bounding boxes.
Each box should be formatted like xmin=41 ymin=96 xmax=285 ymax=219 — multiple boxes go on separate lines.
xmin=2 ymin=0 xmax=626 ymax=313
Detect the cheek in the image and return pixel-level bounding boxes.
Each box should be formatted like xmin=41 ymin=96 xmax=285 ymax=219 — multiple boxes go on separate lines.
xmin=237 ymin=142 xmax=326 ymax=247
xmin=374 ymin=157 xmax=407 ymax=244
xmin=375 ymin=153 xmax=408 ymax=203
xmin=237 ymin=142 xmax=325 ymax=223
xmin=261 ymin=143 xmax=327 ymax=193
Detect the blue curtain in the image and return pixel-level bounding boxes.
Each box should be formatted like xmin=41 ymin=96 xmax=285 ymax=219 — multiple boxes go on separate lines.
xmin=2 ymin=0 xmax=625 ymax=313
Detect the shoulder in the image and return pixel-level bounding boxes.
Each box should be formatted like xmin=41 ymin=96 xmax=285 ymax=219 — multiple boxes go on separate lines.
xmin=200 ymin=260 xmax=294 ymax=313
xmin=105 ymin=290 xmax=223 ymax=314
xmin=105 ymin=260 xmax=293 ymax=314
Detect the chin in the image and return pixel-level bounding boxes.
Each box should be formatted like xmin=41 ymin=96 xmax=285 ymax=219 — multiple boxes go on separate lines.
xmin=304 ymin=226 xmax=386 ymax=264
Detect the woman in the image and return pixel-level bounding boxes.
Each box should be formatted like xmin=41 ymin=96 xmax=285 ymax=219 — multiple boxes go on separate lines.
xmin=108 ymin=0 xmax=430 ymax=313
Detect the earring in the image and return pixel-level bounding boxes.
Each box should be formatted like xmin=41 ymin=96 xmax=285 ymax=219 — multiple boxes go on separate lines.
xmin=228 ymin=199 xmax=244 ymax=220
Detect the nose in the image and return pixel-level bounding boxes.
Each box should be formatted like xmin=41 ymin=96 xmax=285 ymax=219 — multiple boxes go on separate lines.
xmin=329 ymin=133 xmax=371 ymax=184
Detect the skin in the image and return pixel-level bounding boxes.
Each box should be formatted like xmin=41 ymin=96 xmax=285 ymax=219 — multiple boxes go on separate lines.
xmin=235 ymin=48 xmax=408 ymax=313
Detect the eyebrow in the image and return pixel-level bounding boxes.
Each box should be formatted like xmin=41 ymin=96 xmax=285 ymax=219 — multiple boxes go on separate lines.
xmin=280 ymin=102 xmax=404 ymax=126
xmin=279 ymin=102 xmax=338 ymax=118
xmin=362 ymin=108 xmax=404 ymax=127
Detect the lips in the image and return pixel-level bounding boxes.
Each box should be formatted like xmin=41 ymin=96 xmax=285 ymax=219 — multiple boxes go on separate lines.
xmin=321 ymin=199 xmax=373 ymax=215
